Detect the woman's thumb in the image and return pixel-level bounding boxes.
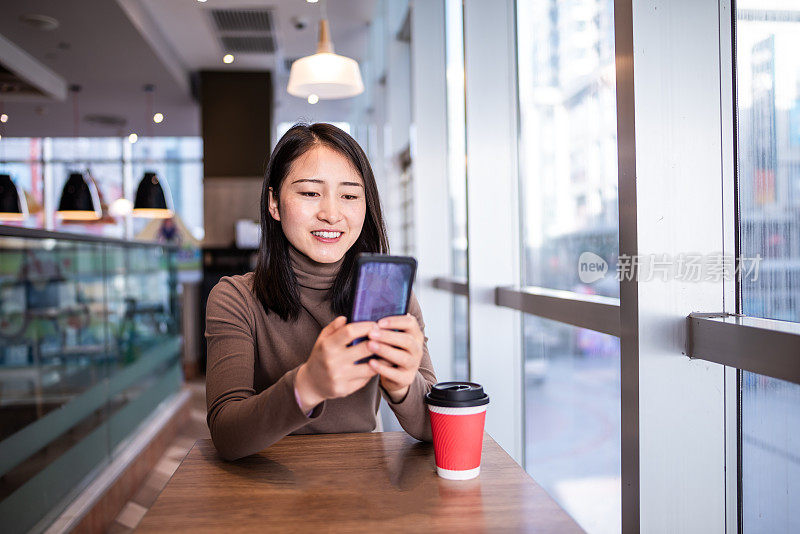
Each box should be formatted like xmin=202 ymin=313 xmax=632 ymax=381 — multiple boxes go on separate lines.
xmin=323 ymin=315 xmax=347 ymax=334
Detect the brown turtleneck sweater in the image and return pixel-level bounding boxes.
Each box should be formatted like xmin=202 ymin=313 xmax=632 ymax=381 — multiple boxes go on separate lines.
xmin=205 ymin=246 xmax=437 ymax=461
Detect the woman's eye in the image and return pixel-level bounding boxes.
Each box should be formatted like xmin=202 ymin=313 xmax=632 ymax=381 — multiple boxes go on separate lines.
xmin=342 ymin=195 xmax=359 ymax=200
xmin=299 ymin=192 xmax=319 ymax=197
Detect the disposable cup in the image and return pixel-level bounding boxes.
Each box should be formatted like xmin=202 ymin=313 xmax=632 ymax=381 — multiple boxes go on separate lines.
xmin=424 ymin=382 xmax=490 ymax=480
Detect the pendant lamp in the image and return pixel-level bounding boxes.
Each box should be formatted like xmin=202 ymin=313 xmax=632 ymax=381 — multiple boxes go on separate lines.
xmin=133 ymin=86 xmax=174 ymax=219
xmin=57 ymin=85 xmax=102 ymax=221
xmin=0 ymin=173 xmax=28 ymax=221
xmin=56 ymin=171 xmax=102 ymax=221
xmin=287 ymin=6 xmax=364 ymax=100
xmin=133 ymin=171 xmax=173 ymax=219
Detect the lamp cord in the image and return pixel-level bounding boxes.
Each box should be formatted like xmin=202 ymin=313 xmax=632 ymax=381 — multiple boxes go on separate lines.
xmin=0 ymin=101 xmax=5 ymax=163
xmin=72 ymin=88 xmax=79 ymax=138
xmin=70 ymin=84 xmax=85 ymax=173
xmin=144 ymin=84 xmax=154 ymax=165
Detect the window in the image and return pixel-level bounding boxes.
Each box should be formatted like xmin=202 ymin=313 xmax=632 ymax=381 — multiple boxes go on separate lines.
xmin=517 ymin=1 xmax=620 ymax=532
xmin=0 ymin=136 xmax=203 ymax=240
xmin=735 ymin=4 xmax=800 ymax=531
xmin=523 ymin=314 xmax=620 ymax=533
xmin=130 ymin=137 xmax=204 ymax=240
xmin=0 ymin=138 xmax=43 ymax=228
xmin=517 ymin=0 xmax=619 ymax=299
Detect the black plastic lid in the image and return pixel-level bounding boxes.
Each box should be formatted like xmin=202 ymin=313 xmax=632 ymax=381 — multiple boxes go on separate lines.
xmin=424 ymin=382 xmax=489 ymax=408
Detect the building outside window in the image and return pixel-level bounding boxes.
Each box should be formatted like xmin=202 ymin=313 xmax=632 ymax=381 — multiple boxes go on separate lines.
xmin=516 ymin=1 xmax=620 ymax=532
xmin=735 ymin=3 xmax=800 ymax=531
xmin=0 ymin=136 xmax=203 ymax=242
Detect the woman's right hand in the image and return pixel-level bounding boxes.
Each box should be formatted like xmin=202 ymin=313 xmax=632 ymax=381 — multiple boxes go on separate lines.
xmin=294 ymin=316 xmax=379 ymax=413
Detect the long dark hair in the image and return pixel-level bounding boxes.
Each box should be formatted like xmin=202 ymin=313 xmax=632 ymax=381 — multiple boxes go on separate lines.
xmin=253 ymin=123 xmax=389 ymax=321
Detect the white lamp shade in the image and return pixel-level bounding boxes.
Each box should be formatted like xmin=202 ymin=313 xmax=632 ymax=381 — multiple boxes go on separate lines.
xmin=287 ymin=52 xmax=364 ymax=100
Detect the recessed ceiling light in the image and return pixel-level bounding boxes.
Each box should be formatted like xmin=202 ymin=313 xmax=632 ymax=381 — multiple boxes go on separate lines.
xmin=307 ymin=0 xmax=319 ymax=3
xmin=223 ymin=54 xmax=234 ymax=64
xmin=19 ymin=14 xmax=60 ymax=31
xmin=0 ymin=114 xmax=7 ymax=123
xmin=197 ymin=0 xmax=207 ymax=3
xmin=153 ymin=112 xmax=164 ymax=123
xmin=307 ymin=94 xmax=319 ymax=104
xmin=128 ymin=133 xmax=138 ymax=144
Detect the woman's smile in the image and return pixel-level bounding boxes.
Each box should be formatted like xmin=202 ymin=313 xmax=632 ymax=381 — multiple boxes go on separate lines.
xmin=311 ymin=230 xmax=344 ymax=243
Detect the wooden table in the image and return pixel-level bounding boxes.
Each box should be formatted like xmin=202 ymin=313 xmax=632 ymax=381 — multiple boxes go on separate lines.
xmin=137 ymin=432 xmax=583 ymax=533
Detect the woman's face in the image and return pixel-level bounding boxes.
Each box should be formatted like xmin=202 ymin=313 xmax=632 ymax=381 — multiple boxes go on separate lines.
xmin=268 ymin=145 xmax=367 ymax=263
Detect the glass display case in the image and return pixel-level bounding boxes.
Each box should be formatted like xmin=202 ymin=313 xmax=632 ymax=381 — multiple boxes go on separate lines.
xmin=0 ymin=225 xmax=181 ymax=534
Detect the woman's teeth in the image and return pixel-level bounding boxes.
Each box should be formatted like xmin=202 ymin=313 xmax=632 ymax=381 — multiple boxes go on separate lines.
xmin=311 ymin=231 xmax=343 ymax=239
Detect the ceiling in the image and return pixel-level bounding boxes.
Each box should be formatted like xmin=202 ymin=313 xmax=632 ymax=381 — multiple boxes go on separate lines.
xmin=0 ymin=0 xmax=376 ymax=138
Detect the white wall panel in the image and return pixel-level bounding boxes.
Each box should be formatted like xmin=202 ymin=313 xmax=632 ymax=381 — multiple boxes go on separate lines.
xmin=621 ymin=0 xmax=728 ymax=531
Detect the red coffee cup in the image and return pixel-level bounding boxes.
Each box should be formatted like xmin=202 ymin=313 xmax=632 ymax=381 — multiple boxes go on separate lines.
xmin=424 ymin=382 xmax=490 ymax=480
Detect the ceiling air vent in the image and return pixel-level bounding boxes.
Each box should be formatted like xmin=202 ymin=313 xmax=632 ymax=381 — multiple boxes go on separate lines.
xmin=84 ymin=114 xmax=127 ymax=128
xmin=209 ymin=9 xmax=276 ymax=54
xmin=210 ymin=9 xmax=272 ymax=32
xmin=220 ymin=35 xmax=275 ymax=54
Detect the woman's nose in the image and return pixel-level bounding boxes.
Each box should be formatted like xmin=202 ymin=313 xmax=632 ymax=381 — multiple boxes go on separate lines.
xmin=317 ymin=195 xmax=343 ymax=224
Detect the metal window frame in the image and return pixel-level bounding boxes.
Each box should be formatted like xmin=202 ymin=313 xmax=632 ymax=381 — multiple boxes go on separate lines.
xmin=496 ymin=286 xmax=620 ymax=337
xmin=718 ymin=0 xmax=740 ymax=529
xmin=688 ymin=314 xmax=800 ymax=386
xmin=431 ymin=276 xmax=468 ymax=296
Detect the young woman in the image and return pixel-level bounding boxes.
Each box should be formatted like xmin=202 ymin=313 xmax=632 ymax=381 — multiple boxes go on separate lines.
xmin=205 ymin=123 xmax=437 ymax=461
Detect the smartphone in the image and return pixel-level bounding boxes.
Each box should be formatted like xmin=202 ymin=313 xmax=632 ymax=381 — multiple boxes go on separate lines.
xmin=348 ymin=253 xmax=417 ymax=364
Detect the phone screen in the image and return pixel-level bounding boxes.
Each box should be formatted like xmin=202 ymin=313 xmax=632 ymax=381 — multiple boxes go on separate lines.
xmin=351 ymin=261 xmax=414 ymax=322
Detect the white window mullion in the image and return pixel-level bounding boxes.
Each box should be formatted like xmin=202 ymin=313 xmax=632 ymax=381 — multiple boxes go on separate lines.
xmin=622 ymin=0 xmax=729 ymax=531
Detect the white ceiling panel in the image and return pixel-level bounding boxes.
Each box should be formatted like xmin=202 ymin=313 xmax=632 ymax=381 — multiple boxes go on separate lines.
xmin=0 ymin=0 xmax=376 ymax=137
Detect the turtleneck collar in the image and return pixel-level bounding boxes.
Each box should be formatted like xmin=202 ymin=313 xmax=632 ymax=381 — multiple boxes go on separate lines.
xmin=288 ymin=244 xmax=344 ymax=290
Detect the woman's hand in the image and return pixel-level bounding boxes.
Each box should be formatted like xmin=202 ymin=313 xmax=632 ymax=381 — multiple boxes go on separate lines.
xmin=365 ymin=314 xmax=424 ymax=403
xmin=294 ymin=316 xmax=379 ymax=412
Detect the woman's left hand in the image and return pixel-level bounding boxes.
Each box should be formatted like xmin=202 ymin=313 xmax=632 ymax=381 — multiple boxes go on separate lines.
xmin=366 ymin=313 xmax=424 ymax=403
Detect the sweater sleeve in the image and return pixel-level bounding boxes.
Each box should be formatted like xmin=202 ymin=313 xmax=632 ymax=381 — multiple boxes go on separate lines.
xmin=205 ymin=278 xmax=324 ymax=461
xmin=379 ymin=292 xmax=437 ymax=442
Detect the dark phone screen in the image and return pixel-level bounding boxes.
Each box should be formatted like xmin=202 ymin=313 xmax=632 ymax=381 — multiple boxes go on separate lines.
xmin=352 ymin=261 xmax=413 ymax=322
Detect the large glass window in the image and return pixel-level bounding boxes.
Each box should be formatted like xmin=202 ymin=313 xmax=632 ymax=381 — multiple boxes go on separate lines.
xmin=0 ymin=138 xmax=44 ymax=228
xmin=517 ymin=0 xmax=619 ymax=298
xmin=452 ymin=294 xmax=469 ymax=380
xmin=523 ymin=314 xmax=620 ymax=533
xmin=735 ymin=4 xmax=800 ymax=531
xmin=0 ymin=136 xmax=203 ymax=240
xmin=517 ymin=1 xmax=621 ymax=532
xmin=130 ymin=137 xmax=204 ymax=240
